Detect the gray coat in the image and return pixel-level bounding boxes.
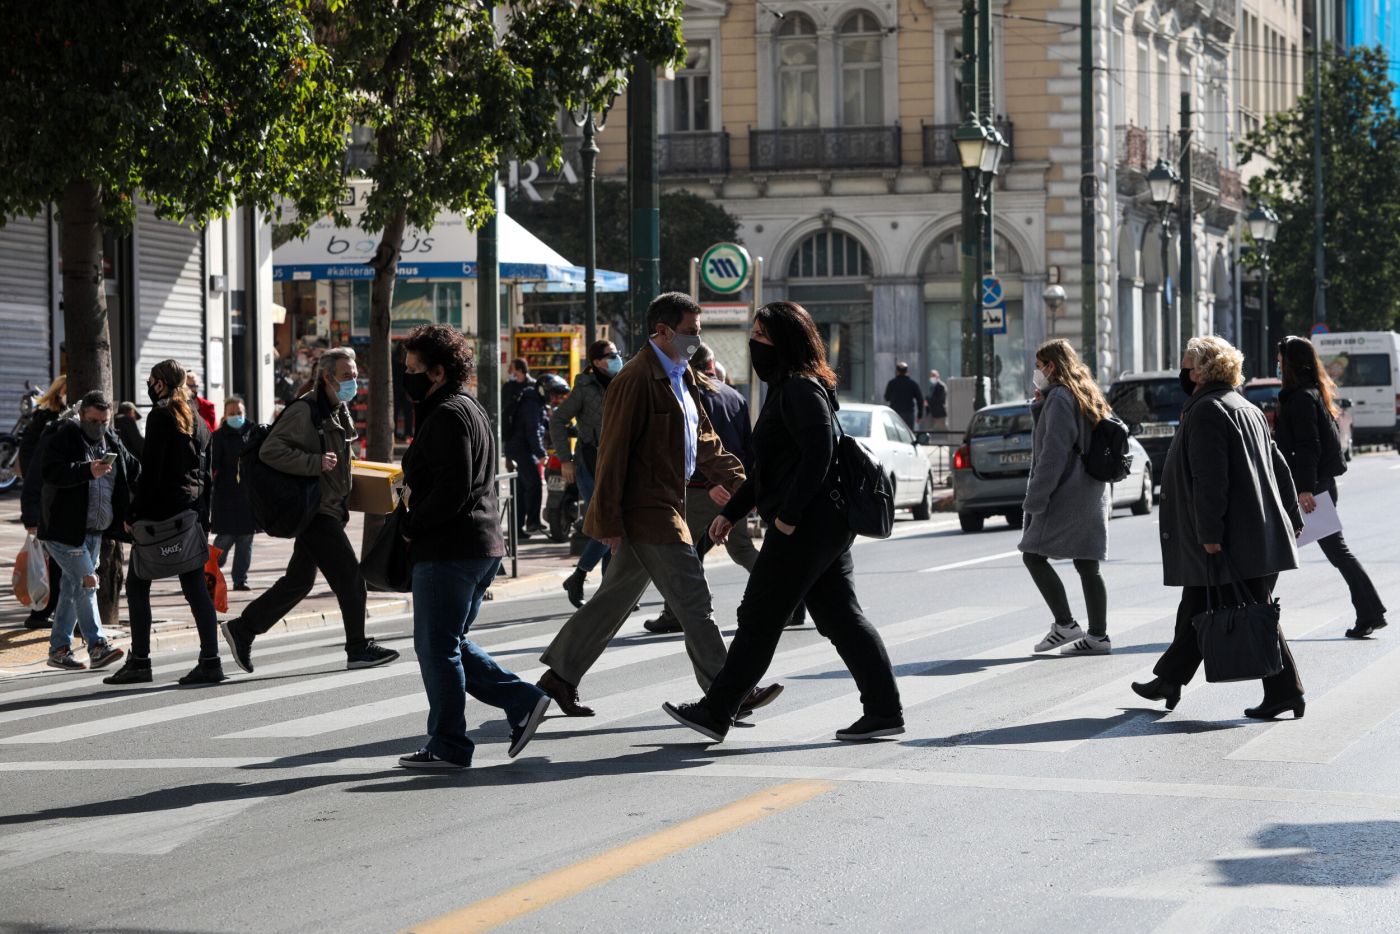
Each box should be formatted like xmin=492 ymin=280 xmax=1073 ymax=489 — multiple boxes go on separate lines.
xmin=548 ymin=369 xmax=607 ymax=462
xmin=1158 ymin=385 xmax=1303 ymax=587
xmin=1019 ymin=385 xmax=1110 ymax=561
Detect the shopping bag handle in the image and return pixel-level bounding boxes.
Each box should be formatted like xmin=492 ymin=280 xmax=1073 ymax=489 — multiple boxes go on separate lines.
xmin=1204 ymin=549 xmax=1255 ymax=610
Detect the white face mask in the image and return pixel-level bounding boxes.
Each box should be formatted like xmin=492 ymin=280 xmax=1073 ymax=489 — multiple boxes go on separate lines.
xmin=1032 ymin=368 xmax=1050 ymax=392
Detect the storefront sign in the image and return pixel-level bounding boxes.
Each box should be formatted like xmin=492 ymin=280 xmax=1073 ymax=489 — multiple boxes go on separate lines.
xmin=699 ymin=303 xmax=751 ymax=325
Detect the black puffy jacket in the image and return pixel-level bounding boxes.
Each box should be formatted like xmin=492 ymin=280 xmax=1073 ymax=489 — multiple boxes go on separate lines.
xmin=1274 ymin=385 xmax=1345 ymax=495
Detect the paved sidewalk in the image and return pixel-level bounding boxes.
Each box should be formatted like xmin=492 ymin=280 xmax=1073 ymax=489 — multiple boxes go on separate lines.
xmin=0 ymin=498 xmax=580 ymax=673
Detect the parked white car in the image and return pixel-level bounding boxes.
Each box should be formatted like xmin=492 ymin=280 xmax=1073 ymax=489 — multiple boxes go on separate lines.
xmin=834 ymin=403 xmax=937 ymax=520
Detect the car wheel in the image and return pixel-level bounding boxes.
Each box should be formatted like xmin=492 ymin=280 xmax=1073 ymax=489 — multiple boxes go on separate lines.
xmin=1131 ymin=472 xmax=1153 ymax=516
xmin=958 ymin=511 xmax=985 ymax=533
xmin=1004 ymin=509 xmax=1023 ymax=529
xmin=911 ymin=473 xmax=934 ymax=521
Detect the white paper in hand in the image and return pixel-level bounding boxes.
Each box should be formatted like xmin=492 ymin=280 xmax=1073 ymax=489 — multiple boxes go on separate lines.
xmin=1297 ymin=490 xmax=1343 ymax=547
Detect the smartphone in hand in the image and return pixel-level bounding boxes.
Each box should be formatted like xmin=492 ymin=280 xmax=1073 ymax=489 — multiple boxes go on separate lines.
xmin=100 ymin=452 xmax=118 ymax=465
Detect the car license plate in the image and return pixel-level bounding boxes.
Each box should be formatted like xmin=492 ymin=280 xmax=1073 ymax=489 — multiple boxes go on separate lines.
xmin=546 ymin=475 xmax=566 ymax=492
xmin=1138 ymin=423 xmax=1176 ymax=438
xmin=998 ymin=452 xmax=1031 ymax=466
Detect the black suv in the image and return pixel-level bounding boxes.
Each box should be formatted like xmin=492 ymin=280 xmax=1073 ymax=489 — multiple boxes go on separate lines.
xmin=1107 ymin=371 xmax=1191 ymax=485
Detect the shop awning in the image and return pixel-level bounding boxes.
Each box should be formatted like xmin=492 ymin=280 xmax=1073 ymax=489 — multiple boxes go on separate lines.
xmin=272 ymin=211 xmax=628 ymax=292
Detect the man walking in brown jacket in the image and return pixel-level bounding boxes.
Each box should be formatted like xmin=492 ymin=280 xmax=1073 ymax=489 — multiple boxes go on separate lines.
xmin=537 ymin=294 xmax=781 ymax=717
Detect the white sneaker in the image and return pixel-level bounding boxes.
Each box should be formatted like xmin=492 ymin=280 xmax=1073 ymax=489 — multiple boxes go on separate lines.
xmin=1034 ymin=621 xmax=1085 ymax=653
xmin=1060 ymin=634 xmax=1112 ymax=656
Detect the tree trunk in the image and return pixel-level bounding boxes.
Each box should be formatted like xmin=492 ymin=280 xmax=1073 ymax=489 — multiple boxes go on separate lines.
xmin=361 ymin=202 xmax=408 ymax=558
xmin=59 ymin=179 xmax=113 ymax=401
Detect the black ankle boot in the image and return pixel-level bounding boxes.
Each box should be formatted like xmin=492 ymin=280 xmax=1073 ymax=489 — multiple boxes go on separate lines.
xmin=562 ymin=568 xmax=587 ymax=609
xmin=103 ymin=656 xmax=153 ymax=685
xmin=178 ymin=656 xmax=227 ymax=685
xmin=1244 ymin=696 xmax=1305 ymax=720
xmin=1131 ymin=677 xmax=1181 ymax=710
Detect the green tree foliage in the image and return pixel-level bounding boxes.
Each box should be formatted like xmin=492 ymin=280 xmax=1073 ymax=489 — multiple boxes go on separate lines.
xmin=322 ymin=0 xmax=684 ymax=476
xmin=0 ymin=1 xmax=351 ymax=398
xmin=508 ymin=179 xmax=741 ymax=294
xmin=1239 ymin=46 xmax=1400 ymax=334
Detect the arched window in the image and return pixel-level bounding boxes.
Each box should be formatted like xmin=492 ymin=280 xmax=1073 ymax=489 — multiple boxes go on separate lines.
xmin=776 ymin=14 xmax=819 ymax=129
xmin=920 ymin=231 xmax=1024 ymax=277
xmin=789 ymin=230 xmax=874 ymax=279
xmin=839 ymin=11 xmax=884 ymax=126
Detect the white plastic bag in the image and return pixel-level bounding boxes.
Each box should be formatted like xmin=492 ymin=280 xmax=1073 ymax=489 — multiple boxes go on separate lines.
xmin=13 ymin=534 xmax=49 ymax=608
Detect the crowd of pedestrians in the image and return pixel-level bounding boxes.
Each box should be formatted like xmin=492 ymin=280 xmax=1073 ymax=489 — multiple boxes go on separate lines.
xmin=9 ymin=295 xmax=1387 ymax=768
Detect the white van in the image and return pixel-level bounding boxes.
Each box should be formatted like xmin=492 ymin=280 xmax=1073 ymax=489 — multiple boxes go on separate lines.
xmin=1310 ymin=331 xmax=1400 ymax=447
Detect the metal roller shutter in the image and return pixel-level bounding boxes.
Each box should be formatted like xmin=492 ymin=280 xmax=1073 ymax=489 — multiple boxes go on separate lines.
xmin=135 ymin=204 xmax=205 ymax=395
xmin=0 ymin=212 xmax=54 ymax=404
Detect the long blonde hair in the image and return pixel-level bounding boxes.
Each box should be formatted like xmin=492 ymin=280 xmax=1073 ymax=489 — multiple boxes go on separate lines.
xmin=150 ymin=359 xmax=195 ymax=436
xmin=1036 ymin=339 xmax=1111 ymax=425
xmin=36 ymin=375 xmax=67 ymax=412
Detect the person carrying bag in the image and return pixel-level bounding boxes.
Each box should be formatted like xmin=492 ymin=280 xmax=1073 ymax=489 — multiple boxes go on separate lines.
xmin=1192 ymin=552 xmax=1285 ymax=684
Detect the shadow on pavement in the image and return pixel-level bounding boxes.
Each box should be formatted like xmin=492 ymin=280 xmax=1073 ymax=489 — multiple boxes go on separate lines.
xmin=1215 ymin=821 xmax=1400 ymax=888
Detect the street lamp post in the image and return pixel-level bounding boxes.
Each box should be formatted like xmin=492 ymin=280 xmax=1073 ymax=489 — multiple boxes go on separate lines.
xmin=573 ymin=80 xmax=621 ymax=349
xmin=1247 ymin=203 xmax=1280 ymax=374
xmin=955 ymin=116 xmax=995 ymax=411
xmin=1147 ymin=158 xmax=1182 ymax=369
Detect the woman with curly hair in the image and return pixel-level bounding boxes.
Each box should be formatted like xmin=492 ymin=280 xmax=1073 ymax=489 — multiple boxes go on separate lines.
xmin=1133 ymin=336 xmax=1307 ymax=719
xmin=395 ymin=325 xmax=550 ymax=769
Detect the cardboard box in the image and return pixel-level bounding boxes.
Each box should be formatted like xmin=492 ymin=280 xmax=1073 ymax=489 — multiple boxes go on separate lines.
xmin=347 ymin=460 xmax=404 ymax=514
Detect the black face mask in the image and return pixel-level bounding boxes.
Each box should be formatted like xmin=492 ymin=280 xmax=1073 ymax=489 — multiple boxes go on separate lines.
xmin=81 ymin=420 xmax=104 ymax=443
xmin=1179 ymin=368 xmax=1196 ymax=397
xmin=146 ymin=383 xmax=164 ymax=405
xmin=403 ymin=371 xmax=434 ymax=403
xmin=749 ymin=340 xmax=783 ymax=383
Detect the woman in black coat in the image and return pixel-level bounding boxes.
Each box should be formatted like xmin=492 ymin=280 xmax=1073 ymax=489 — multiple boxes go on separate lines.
xmin=103 ymin=359 xmax=224 ymax=687
xmin=18 ymin=378 xmax=68 ymax=629
xmin=210 ymin=396 xmax=257 ymax=591
xmin=1134 ymin=336 xmax=1306 ymax=720
xmin=1275 ymin=336 xmax=1386 ymax=638
xmin=662 ymin=301 xmax=903 ymax=744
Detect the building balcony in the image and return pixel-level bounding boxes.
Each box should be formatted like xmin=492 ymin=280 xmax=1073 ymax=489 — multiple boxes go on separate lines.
xmin=659 ymin=131 xmax=729 ymax=176
xmin=921 ymin=120 xmax=1015 ymax=168
xmin=748 ymin=125 xmax=901 ymax=172
xmin=1115 ymin=125 xmax=1180 ymax=173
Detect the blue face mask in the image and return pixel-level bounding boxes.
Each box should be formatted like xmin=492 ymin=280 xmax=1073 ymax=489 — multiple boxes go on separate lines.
xmin=333 ymin=378 xmax=358 ymax=404
xmin=226 ymin=415 xmax=246 ymax=430
xmin=603 ymin=355 xmax=623 ymax=376
xmin=1275 ymin=362 xmax=1283 ymax=380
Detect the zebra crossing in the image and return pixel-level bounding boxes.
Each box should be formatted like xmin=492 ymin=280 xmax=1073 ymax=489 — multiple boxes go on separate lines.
xmin=2 ymin=591 xmax=1399 ymax=774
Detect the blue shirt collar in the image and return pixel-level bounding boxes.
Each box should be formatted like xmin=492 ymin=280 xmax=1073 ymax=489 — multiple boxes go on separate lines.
xmin=649 ymin=339 xmax=687 ymax=380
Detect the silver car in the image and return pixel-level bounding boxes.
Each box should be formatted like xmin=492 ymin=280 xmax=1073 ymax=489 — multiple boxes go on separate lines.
xmin=951 ymin=400 xmax=1154 ymax=533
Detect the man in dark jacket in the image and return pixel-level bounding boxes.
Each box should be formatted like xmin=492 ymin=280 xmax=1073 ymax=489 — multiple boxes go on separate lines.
xmin=211 ymin=396 xmax=257 ymax=591
xmin=505 ymin=368 xmax=547 ymax=538
xmin=114 ymin=402 xmax=144 ymax=458
xmin=925 ymin=370 xmax=948 ymax=429
xmin=38 ymin=392 xmax=135 ymax=671
xmin=884 ymin=362 xmax=924 ymax=430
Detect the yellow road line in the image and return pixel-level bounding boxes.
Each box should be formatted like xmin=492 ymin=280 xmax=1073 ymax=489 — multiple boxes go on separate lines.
xmin=403 ymin=780 xmax=834 ymax=934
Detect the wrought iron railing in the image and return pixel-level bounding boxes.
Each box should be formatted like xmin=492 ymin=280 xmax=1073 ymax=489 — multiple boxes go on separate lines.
xmin=749 ymin=125 xmax=901 ymax=171
xmin=921 ymin=120 xmax=1015 ymax=167
xmin=659 ymin=131 xmax=730 ymax=175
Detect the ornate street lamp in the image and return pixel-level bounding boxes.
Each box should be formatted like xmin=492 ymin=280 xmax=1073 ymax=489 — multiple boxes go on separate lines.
xmin=572 ymin=68 xmax=625 ymax=348
xmin=1247 ymin=203 xmax=1280 ymax=375
xmin=1147 ymin=158 xmax=1182 ymax=369
xmin=955 ymin=116 xmax=995 ymax=409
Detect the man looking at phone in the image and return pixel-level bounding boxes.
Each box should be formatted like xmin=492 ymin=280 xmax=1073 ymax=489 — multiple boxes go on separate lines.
xmin=38 ymin=391 xmax=138 ymax=671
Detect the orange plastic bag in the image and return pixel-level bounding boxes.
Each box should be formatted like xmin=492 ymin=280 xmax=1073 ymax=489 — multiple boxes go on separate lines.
xmin=204 ymin=546 xmax=229 ymax=614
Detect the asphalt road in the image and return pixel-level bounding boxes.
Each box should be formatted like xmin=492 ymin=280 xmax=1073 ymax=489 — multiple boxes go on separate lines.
xmin=3 ymin=453 xmax=1400 ymax=933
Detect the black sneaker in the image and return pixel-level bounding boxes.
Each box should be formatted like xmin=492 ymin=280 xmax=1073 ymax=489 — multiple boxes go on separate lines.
xmin=24 ymin=610 xmax=52 ymax=631
xmin=509 ymin=694 xmax=551 ymax=759
xmin=662 ymin=701 xmax=730 ymax=743
xmin=87 ymin=640 xmax=125 ymax=670
xmin=102 ymin=657 xmax=153 ymax=685
xmin=232 ymin=583 xmax=252 ymax=592
xmin=398 ymin=748 xmax=467 ymax=770
xmin=347 ymin=640 xmax=399 ymax=670
xmin=178 ymin=657 xmax=228 ymax=685
xmin=220 ymin=619 xmax=255 ymax=673
xmin=835 ymin=713 xmax=905 ymax=742
xmin=643 ymin=615 xmax=683 ymax=634
xmin=47 ymin=648 xmax=86 ymax=672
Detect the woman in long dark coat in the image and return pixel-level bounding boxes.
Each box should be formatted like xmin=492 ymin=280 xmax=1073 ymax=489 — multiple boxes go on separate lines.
xmin=211 ymin=396 xmax=258 ymax=591
xmin=1133 ymin=336 xmax=1307 ymax=720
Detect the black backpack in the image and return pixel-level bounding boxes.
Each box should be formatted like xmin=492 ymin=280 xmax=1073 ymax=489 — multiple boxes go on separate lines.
xmin=809 ymin=382 xmax=893 ymax=539
xmin=239 ymin=398 xmax=323 ymax=539
xmin=1078 ymin=413 xmax=1133 ymax=483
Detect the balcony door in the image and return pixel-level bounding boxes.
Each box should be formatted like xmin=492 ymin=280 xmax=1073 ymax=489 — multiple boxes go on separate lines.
xmin=776 ymin=14 xmax=819 ymax=129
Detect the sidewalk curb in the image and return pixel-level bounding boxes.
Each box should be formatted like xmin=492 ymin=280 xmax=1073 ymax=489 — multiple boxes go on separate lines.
xmin=138 ymin=567 xmax=571 ymax=654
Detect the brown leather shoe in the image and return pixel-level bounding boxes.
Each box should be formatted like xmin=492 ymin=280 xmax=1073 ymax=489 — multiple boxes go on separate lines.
xmin=738 ymin=683 xmax=784 ymax=716
xmin=538 ymin=668 xmax=595 ymax=717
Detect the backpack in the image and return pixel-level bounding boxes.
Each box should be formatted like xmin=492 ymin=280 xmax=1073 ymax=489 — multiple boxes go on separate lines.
xmin=1078 ymin=413 xmax=1133 ymax=483
xmin=239 ymin=398 xmax=323 ymax=538
xmin=808 ymin=382 xmax=894 ymax=539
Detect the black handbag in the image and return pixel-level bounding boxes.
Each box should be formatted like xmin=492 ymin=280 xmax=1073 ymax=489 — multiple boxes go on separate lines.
xmin=362 ymin=500 xmax=412 ymax=593
xmin=129 ymin=509 xmax=209 ymax=581
xmin=1191 ymin=553 xmax=1284 ymax=683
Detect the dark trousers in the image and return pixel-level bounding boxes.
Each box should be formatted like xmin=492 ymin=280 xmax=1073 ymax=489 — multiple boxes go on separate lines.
xmin=1153 ymin=574 xmax=1304 ymax=702
xmin=239 ymin=513 xmax=367 ymax=649
xmin=37 ymin=557 xmax=61 ymax=617
xmin=127 ymin=566 xmax=220 ymax=659
xmin=213 ymin=533 xmax=254 ymax=588
xmin=1022 ymin=553 xmax=1108 ymax=637
xmin=702 ymin=499 xmax=902 ymax=722
xmin=1315 ymin=480 xmax=1386 ymax=623
xmin=513 ymin=455 xmax=542 ymax=531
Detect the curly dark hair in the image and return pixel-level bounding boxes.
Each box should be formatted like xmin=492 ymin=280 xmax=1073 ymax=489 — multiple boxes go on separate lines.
xmin=753 ymin=301 xmax=838 ymax=390
xmin=402 ymin=324 xmax=474 ymax=390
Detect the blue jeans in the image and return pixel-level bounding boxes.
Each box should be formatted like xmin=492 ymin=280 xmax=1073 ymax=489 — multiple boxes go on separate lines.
xmin=213 ymin=533 xmax=254 ymax=587
xmin=412 ymin=557 xmax=545 ymax=765
xmin=43 ymin=533 xmax=106 ymax=652
xmin=574 ymin=457 xmax=610 ymax=574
